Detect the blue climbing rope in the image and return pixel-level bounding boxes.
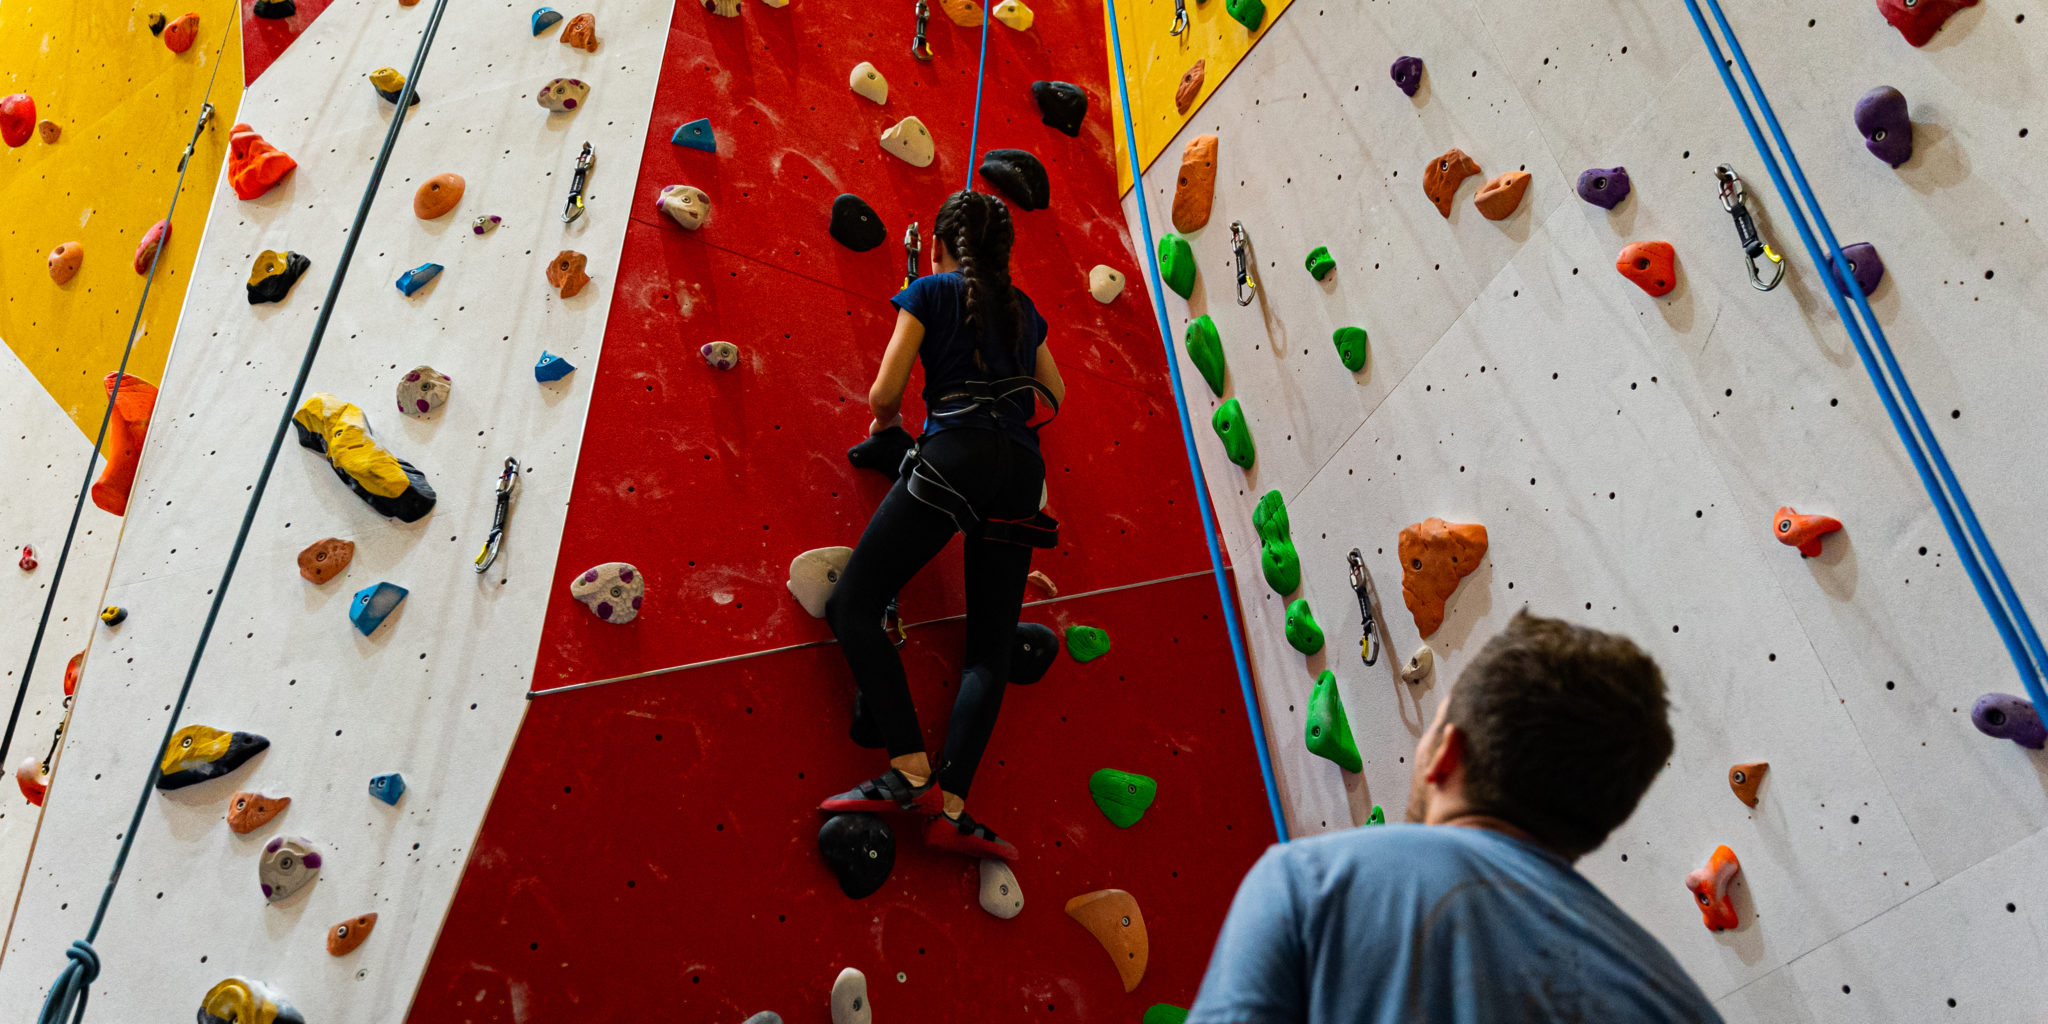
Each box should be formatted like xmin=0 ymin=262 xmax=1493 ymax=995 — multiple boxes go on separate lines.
xmin=1102 ymin=0 xmax=1289 ymax=842
xmin=1680 ymin=0 xmax=2048 ymax=709
xmin=35 ymin=3 xmax=451 ymax=1021
xmin=963 ymin=0 xmax=992 ymax=190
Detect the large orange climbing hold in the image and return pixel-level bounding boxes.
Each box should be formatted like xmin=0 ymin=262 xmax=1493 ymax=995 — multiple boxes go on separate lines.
xmin=1398 ymin=518 xmax=1488 ymax=638
xmin=163 ymin=12 xmax=200 ymax=54
xmin=1728 ymin=761 xmax=1768 ymax=808
xmin=228 ymin=123 xmax=298 ymax=200
xmin=1473 ymin=171 xmax=1530 ymax=220
xmin=1616 ymin=241 xmax=1677 ymax=297
xmin=1423 ymin=148 xmax=1480 ymax=217
xmin=413 ymin=173 xmax=465 ymax=219
xmin=1171 ymin=134 xmax=1218 ymax=234
xmin=1772 ymin=506 xmax=1841 ymax=558
xmin=90 ymin=373 xmax=159 ymax=517
xmin=1065 ymin=889 xmax=1148 ymax=993
xmin=1684 ymin=845 xmax=1742 ymax=932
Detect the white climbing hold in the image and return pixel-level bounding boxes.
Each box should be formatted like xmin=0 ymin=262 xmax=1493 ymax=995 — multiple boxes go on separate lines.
xmin=849 ymin=62 xmax=888 ymax=105
xmin=879 ymin=116 xmax=935 ymax=168
xmin=657 ymin=184 xmax=710 ymax=230
xmin=1088 ymin=265 xmax=1124 ymax=303
xmin=788 ymin=546 xmax=854 ymax=618
xmin=395 ymin=366 xmax=451 ymax=417
xmin=570 ymin=562 xmax=644 ymax=624
xmin=1400 ymin=643 xmax=1434 ymax=684
xmin=703 ymin=0 xmax=742 ymax=15
xmin=993 ymin=0 xmax=1033 ymax=30
xmin=701 ymin=341 xmax=739 ymax=370
xmin=830 ymin=968 xmax=872 ymax=1024
xmin=978 ymin=858 xmax=1024 ymax=919
xmin=536 ymin=77 xmax=590 ymax=113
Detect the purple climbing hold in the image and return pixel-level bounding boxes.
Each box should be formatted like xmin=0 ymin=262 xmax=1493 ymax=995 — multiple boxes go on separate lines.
xmin=1854 ymin=86 xmax=1912 ymax=168
xmin=1390 ymin=56 xmax=1424 ymax=97
xmin=1576 ymin=167 xmax=1631 ymax=210
xmin=1972 ymin=693 xmax=2046 ymax=749
xmin=1835 ymin=242 xmax=1885 ymax=296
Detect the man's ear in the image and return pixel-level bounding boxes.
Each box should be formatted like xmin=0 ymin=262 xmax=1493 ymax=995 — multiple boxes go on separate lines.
xmin=1424 ymin=723 xmax=1465 ymax=785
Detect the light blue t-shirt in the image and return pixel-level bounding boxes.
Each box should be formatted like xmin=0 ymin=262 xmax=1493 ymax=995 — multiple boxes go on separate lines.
xmin=1189 ymin=825 xmax=1722 ymax=1024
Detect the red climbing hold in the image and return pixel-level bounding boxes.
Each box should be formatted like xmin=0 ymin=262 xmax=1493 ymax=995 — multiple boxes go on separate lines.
xmin=15 ymin=758 xmax=48 ymax=806
xmin=91 ymin=374 xmax=160 ymax=517
xmin=1616 ymin=241 xmax=1677 ymax=297
xmin=163 ymin=12 xmax=200 ymax=53
xmin=1772 ymin=506 xmax=1841 ymax=558
xmin=134 ymin=220 xmax=171 ymax=274
xmin=1877 ymin=0 xmax=1976 ymax=47
xmin=228 ymin=123 xmax=298 ymax=200
xmin=64 ymin=650 xmax=84 ymax=696
xmin=0 ymin=94 xmax=35 ymax=148
xmin=17 ymin=545 xmax=35 ymax=572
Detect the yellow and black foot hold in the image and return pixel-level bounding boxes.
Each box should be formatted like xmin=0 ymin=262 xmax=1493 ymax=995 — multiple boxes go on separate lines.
xmin=198 ymin=977 xmax=304 ymax=1024
xmin=156 ymin=725 xmax=269 ymax=790
xmin=292 ymin=394 xmax=437 ymax=522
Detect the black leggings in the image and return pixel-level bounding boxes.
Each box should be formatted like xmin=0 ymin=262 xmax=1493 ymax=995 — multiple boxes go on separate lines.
xmin=826 ymin=427 xmax=1044 ymax=799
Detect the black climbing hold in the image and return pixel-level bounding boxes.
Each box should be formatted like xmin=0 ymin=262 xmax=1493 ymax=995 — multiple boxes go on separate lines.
xmin=829 ymin=194 xmax=886 ymax=252
xmin=847 ymin=425 xmax=914 ymax=478
xmin=1031 ymin=81 xmax=1087 ymax=137
xmin=978 ymin=149 xmax=1050 ymax=212
xmin=253 ymin=0 xmax=296 ymax=17
xmin=246 ymin=250 xmax=311 ymax=305
xmin=1012 ymin=622 xmax=1059 ymax=685
xmin=149 ymin=12 xmax=167 ymax=34
xmin=818 ymin=813 xmax=895 ymax=899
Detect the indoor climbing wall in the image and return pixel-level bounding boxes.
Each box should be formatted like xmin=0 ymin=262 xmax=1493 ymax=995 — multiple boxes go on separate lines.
xmin=1099 ymin=0 xmax=1295 ymax=193
xmin=0 ymin=1 xmax=671 ymax=1020
xmin=1127 ymin=0 xmax=2048 ymax=1021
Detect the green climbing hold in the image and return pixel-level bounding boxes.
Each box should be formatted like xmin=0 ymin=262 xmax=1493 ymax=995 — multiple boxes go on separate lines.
xmin=1333 ymin=326 xmax=1369 ymax=372
xmin=1305 ymin=245 xmax=1336 ymax=281
xmin=1306 ymin=670 xmax=1362 ymax=773
xmin=1225 ymin=0 xmax=1265 ymax=31
xmin=1184 ymin=314 xmax=1226 ymax=396
xmin=1211 ymin=399 xmax=1254 ymax=469
xmin=1143 ymin=1006 xmax=1190 ymax=1024
xmin=1088 ymin=768 xmax=1158 ymax=828
xmin=1159 ymin=233 xmax=1195 ymax=299
xmin=1253 ymin=489 xmax=1300 ymax=595
xmin=1066 ymin=625 xmax=1111 ymax=662
xmin=1252 ymin=489 xmax=1290 ymax=541
xmin=1285 ymin=598 xmax=1324 ymax=654
xmin=1365 ymin=804 xmax=1386 ymax=825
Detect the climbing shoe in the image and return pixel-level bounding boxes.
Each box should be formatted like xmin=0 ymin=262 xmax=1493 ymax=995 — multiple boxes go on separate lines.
xmin=820 ymin=769 xmax=940 ymax=815
xmin=924 ymin=810 xmax=1019 ymax=861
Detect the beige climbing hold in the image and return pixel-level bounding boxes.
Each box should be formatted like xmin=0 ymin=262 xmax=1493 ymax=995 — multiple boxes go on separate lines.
xmin=547 ymin=250 xmax=591 ymax=298
xmin=993 ymin=0 xmax=1033 ymax=29
xmin=880 ymin=116 xmax=935 ymax=168
xmin=1026 ymin=569 xmax=1057 ymax=596
xmin=395 ymin=366 xmax=450 ymax=417
xmin=702 ymin=0 xmax=742 ymax=16
xmin=48 ymin=242 xmax=83 ymax=285
xmin=1399 ymin=643 xmax=1433 ymax=683
xmin=849 ymin=62 xmax=888 ymax=105
xmin=830 ymin=967 xmax=872 ymax=1024
xmin=788 ymin=546 xmax=854 ymax=618
xmin=1066 ymin=888 xmax=1148 ymax=993
xmin=37 ymin=119 xmax=59 ymax=144
xmin=657 ymin=184 xmax=710 ymax=230
xmin=560 ymin=12 xmax=599 ymax=51
xmin=570 ymin=562 xmax=643 ymax=623
xmin=297 ymin=538 xmax=355 ymax=585
xmin=937 ymin=0 xmax=983 ymax=26
xmin=1088 ymin=265 xmax=1124 ymax=303
xmin=536 ymin=77 xmax=590 ymax=112
xmin=979 ymin=858 xmax=1023 ymax=919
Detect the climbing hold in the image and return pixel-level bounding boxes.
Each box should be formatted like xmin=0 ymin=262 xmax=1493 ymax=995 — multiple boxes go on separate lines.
xmin=1365 ymin=805 xmax=1386 ymax=825
xmin=260 ymin=835 xmax=321 ymax=903
xmin=1032 ymin=81 xmax=1086 ymax=136
xmin=1089 ymin=769 xmax=1157 ymax=828
xmin=1171 ymin=134 xmax=1218 ymax=233
xmin=1027 ymin=571 xmax=1057 ymax=596
xmin=547 ymin=250 xmax=591 ymax=297
xmin=292 ymin=394 xmax=438 ymax=522
xmin=16 ymin=758 xmax=48 ymax=806
xmin=1400 ymin=643 xmax=1433 ymax=683
xmin=701 ymin=341 xmax=739 ymax=370
xmin=978 ymin=858 xmax=1024 ymax=918
xmin=157 ymin=725 xmax=269 ymax=790
xmin=1971 ymin=693 xmax=2047 ymax=749
xmin=830 ymin=967 xmax=873 ymax=1024
xmin=531 ymin=353 xmax=576 ymax=386
xmin=0 ymin=94 xmax=36 ymax=148
xmin=657 ymin=184 xmax=711 ymax=230
xmin=818 ymin=814 xmax=894 ymax=899
xmin=395 ymin=366 xmax=451 ymax=417
xmin=1065 ymin=889 xmax=1148 ymax=992
xmin=134 ymin=219 xmax=171 ymax=275
xmin=1144 ymin=1006 xmax=1190 ymax=1024
xmin=1728 ymin=761 xmax=1769 ymax=807
xmin=1566 ymin=172 xmax=1627 ymax=218
xmin=1254 ymin=490 xmax=1301 ymax=596
xmin=1616 ymin=240 xmax=1678 ymax=297
xmin=1877 ymin=0 xmax=1975 ymax=47
xmin=62 ymin=650 xmax=81 ymax=694
xmin=1854 ymin=86 xmax=1913 ymax=167
xmin=742 ymin=1015 xmax=783 ymax=1024
xmin=849 ymin=63 xmax=889 ymax=105
xmin=1224 ymin=0 xmax=1264 ymax=31
xmin=880 ymin=116 xmax=936 ymax=168
xmin=1307 ymin=670 xmax=1363 ymax=772
xmin=994 ymin=0 xmax=1033 ymax=29
xmin=228 ymin=123 xmax=298 ymax=199
xmin=1211 ymin=398 xmax=1255 ymax=469
xmin=761 ymin=0 xmax=789 ymax=8
xmin=671 ymin=117 xmax=716 ymax=152
xmin=34 ymin=118 xmax=56 ymax=144
xmin=163 ymin=13 xmax=199 ymax=53
xmin=227 ymin=791 xmax=289 ymax=834
xmin=531 ymin=6 xmax=563 ymax=33
xmin=1158 ymin=233 xmax=1196 ymax=299
xmin=349 ymin=581 xmax=409 ymax=636
xmin=1305 ymin=245 xmax=1336 ymax=281
xmin=368 ymin=772 xmax=406 ymax=805
xmin=198 ymin=979 xmax=304 ymax=1024
xmin=413 ymin=172 xmax=464 ymax=219
xmin=571 ymin=562 xmax=643 ymax=623
xmin=1390 ymin=55 xmax=1424 ymax=97
xmin=702 ymin=0 xmax=742 ymax=14
xmin=1473 ymin=171 xmax=1530 ymax=220
xmin=1285 ymin=599 xmax=1325 ymax=655
xmin=1066 ymin=625 xmax=1111 ymax=662
xmin=560 ymin=12 xmax=600 ymax=51
xmin=1088 ymin=265 xmax=1125 ymax=303
xmin=1834 ymin=242 xmax=1885 ymax=295
xmin=15 ymin=546 xmax=36 ymax=573
xmin=1012 ymin=622 xmax=1060 ymax=684
xmin=847 ymin=425 xmax=913 ymax=476
xmin=397 ymin=262 xmax=443 ymax=296
xmin=1182 ymin=320 xmax=1223 ymax=399
xmin=1771 ymin=506 xmax=1841 ymax=558
xmin=47 ymin=242 xmax=83 ymax=285
xmin=1398 ymin=518 xmax=1488 ymax=637
xmin=91 ymin=372 xmax=158 ymax=517
xmin=327 ymin=913 xmax=376 ymax=956
xmin=246 ymin=250 xmax=310 ymax=304
xmin=1684 ymin=845 xmax=1742 ymax=931
xmin=253 ymin=0 xmax=295 ymax=17
xmin=472 ymin=214 xmax=503 ymax=235
xmin=937 ymin=0 xmax=984 ymax=26
xmin=1423 ymin=148 xmax=1481 ymax=218
xmin=296 ymin=538 xmax=354 ymax=584
xmin=369 ymin=67 xmax=422 ymax=107
xmin=829 ymin=194 xmax=887 ymax=252
xmin=788 ymin=546 xmax=855 ymax=618
xmin=1332 ymin=326 xmax=1368 ymax=372
xmin=1176 ymin=62 xmax=1205 ymax=115
xmin=978 ymin=149 xmax=1050 ymax=211
xmin=100 ymin=605 xmax=127 ymax=626
xmin=537 ymin=77 xmax=589 ymax=112
xmin=149 ymin=13 xmax=167 ymax=34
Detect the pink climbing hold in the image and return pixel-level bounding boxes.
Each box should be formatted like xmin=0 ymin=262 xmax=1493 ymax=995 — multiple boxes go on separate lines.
xmin=134 ymin=220 xmax=171 ymax=275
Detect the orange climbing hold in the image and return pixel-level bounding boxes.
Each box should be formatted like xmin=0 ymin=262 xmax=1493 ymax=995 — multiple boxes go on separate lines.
xmin=1473 ymin=171 xmax=1530 ymax=220
xmin=937 ymin=0 xmax=984 ymax=26
xmin=48 ymin=242 xmax=83 ymax=285
xmin=63 ymin=650 xmax=84 ymax=696
xmin=226 ymin=791 xmax=290 ymax=833
xmin=228 ymin=123 xmax=298 ymax=200
xmin=560 ymin=12 xmax=600 ymax=51
xmin=1423 ymin=148 xmax=1480 ymax=217
xmin=1398 ymin=518 xmax=1488 ymax=637
xmin=37 ymin=119 xmax=60 ymax=144
xmin=1171 ymin=134 xmax=1218 ymax=234
xmin=1065 ymin=888 xmax=1148 ymax=993
xmin=163 ymin=12 xmax=200 ymax=54
xmin=548 ymin=250 xmax=591 ymax=298
xmin=134 ymin=219 xmax=171 ymax=274
xmin=1616 ymin=241 xmax=1678 ymax=297
xmin=1772 ymin=506 xmax=1841 ymax=557
xmin=1176 ymin=62 xmax=1205 ymax=115
xmin=327 ymin=913 xmax=377 ymax=955
xmin=1728 ymin=761 xmax=1768 ymax=807
xmin=1684 ymin=845 xmax=1742 ymax=932
xmin=414 ymin=173 xmax=465 ymax=219
xmin=90 ymin=373 xmax=159 ymax=517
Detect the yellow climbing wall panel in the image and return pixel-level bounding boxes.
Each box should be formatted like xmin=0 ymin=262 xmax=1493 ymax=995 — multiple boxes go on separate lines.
xmin=1103 ymin=0 xmax=1294 ymax=194
xmin=0 ymin=0 xmax=242 ymax=440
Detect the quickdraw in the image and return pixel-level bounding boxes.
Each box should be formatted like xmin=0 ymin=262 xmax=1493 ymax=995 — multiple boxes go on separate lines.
xmin=903 ymin=222 xmax=922 ymax=289
xmin=1230 ymin=220 xmax=1259 ymax=306
xmin=883 ymin=597 xmax=909 ymax=647
xmin=177 ymin=102 xmax=215 ymax=173
xmin=1347 ymin=548 xmax=1382 ymax=666
xmin=563 ymin=142 xmax=595 ymax=224
xmin=1169 ymin=0 xmax=1188 ymax=36
xmin=912 ymin=0 xmax=934 ymax=61
xmin=1716 ymin=164 xmax=1785 ymax=292
xmin=474 ymin=457 xmax=519 ymax=573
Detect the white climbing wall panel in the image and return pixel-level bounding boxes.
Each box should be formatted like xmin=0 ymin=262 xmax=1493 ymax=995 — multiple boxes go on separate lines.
xmin=0 ymin=0 xmax=671 ymax=1019
xmin=1126 ymin=0 xmax=2048 ymax=1019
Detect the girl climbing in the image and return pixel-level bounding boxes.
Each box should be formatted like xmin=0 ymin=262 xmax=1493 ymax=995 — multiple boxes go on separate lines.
xmin=821 ymin=189 xmax=1066 ymax=861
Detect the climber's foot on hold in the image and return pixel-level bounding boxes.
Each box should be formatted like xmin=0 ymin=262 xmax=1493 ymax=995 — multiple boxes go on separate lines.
xmin=925 ymin=809 xmax=1018 ymax=861
xmin=820 ymin=769 xmax=939 ymax=815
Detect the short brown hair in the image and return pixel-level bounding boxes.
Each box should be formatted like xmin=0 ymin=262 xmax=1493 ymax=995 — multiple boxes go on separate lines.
xmin=1446 ymin=610 xmax=1673 ymax=858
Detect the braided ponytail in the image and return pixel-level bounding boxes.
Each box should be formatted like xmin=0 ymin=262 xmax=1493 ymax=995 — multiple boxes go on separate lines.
xmin=935 ymin=191 xmax=1025 ymax=372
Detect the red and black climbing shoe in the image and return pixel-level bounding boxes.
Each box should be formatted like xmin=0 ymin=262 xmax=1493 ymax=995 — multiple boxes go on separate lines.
xmin=820 ymin=769 xmax=940 ymax=815
xmin=924 ymin=810 xmax=1019 ymax=861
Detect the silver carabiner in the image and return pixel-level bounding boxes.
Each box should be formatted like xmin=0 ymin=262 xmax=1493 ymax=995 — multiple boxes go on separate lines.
xmin=563 ymin=142 xmax=595 ymax=224
xmin=1169 ymin=0 xmax=1188 ymax=36
xmin=912 ymin=0 xmax=934 ymax=61
xmin=177 ymin=101 xmax=215 ymax=172
xmin=1230 ymin=220 xmax=1258 ymax=307
xmin=1348 ymin=548 xmax=1381 ymax=666
xmin=1716 ymin=164 xmax=1785 ymax=292
xmin=903 ymin=221 xmax=921 ymax=288
xmin=474 ymin=457 xmax=519 ymax=573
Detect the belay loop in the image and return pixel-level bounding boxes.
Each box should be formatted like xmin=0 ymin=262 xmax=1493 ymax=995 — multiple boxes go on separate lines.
xmin=1716 ymin=164 xmax=1785 ymax=291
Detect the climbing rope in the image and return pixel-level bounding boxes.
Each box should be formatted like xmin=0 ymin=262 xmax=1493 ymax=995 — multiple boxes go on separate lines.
xmin=34 ymin=3 xmax=452 ymax=1020
xmin=1101 ymin=0 xmax=1288 ymax=842
xmin=962 ymin=0 xmax=992 ymax=190
xmin=1680 ymin=0 xmax=2048 ymax=707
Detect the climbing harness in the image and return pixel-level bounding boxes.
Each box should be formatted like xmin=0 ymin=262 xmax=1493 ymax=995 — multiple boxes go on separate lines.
xmin=1715 ymin=164 xmax=1785 ymax=292
xmin=902 ymin=222 xmax=921 ymax=289
xmin=899 ymin=378 xmax=1063 ymax=549
xmin=474 ymin=457 xmax=519 ymax=574
xmin=1169 ymin=0 xmax=1188 ymax=36
xmin=911 ymin=0 xmax=933 ymax=61
xmin=1230 ymin=221 xmax=1258 ymax=306
xmin=1347 ymin=549 xmax=1381 ymax=667
xmin=175 ymin=102 xmax=215 ymax=173
xmin=562 ymin=141 xmax=594 ymax=224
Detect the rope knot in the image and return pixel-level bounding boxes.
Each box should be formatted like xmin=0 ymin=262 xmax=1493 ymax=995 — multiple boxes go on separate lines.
xmin=63 ymin=940 xmax=100 ymax=982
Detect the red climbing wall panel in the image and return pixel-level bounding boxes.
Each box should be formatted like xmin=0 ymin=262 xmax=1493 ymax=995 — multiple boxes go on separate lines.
xmin=239 ymin=0 xmax=332 ymax=84
xmin=407 ymin=0 xmax=1277 ymax=1017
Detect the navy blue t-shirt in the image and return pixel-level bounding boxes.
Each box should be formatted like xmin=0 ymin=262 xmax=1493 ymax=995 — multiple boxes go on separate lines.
xmin=890 ymin=272 xmax=1049 ymax=450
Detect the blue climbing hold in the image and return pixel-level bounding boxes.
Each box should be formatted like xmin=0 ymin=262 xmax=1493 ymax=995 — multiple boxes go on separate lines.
xmin=534 ymin=351 xmax=576 ymax=382
xmin=368 ymin=773 xmax=407 ymax=805
xmin=531 ymin=6 xmax=563 ymax=33
xmin=396 ymin=263 xmax=443 ymax=296
xmin=349 ymin=582 xmax=409 ymax=636
xmin=672 ymin=118 xmax=716 ymax=153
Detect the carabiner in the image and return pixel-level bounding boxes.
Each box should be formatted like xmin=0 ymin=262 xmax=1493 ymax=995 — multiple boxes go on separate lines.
xmin=1230 ymin=220 xmax=1258 ymax=307
xmin=177 ymin=101 xmax=215 ymax=172
xmin=563 ymin=142 xmax=595 ymax=224
xmin=883 ymin=597 xmax=908 ymax=648
xmin=912 ymin=0 xmax=934 ymax=61
xmin=1715 ymin=164 xmax=1785 ymax=292
xmin=903 ymin=221 xmax=922 ymax=289
xmin=474 ymin=457 xmax=520 ymax=573
xmin=1169 ymin=0 xmax=1188 ymax=36
xmin=1348 ymin=548 xmax=1382 ymax=667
